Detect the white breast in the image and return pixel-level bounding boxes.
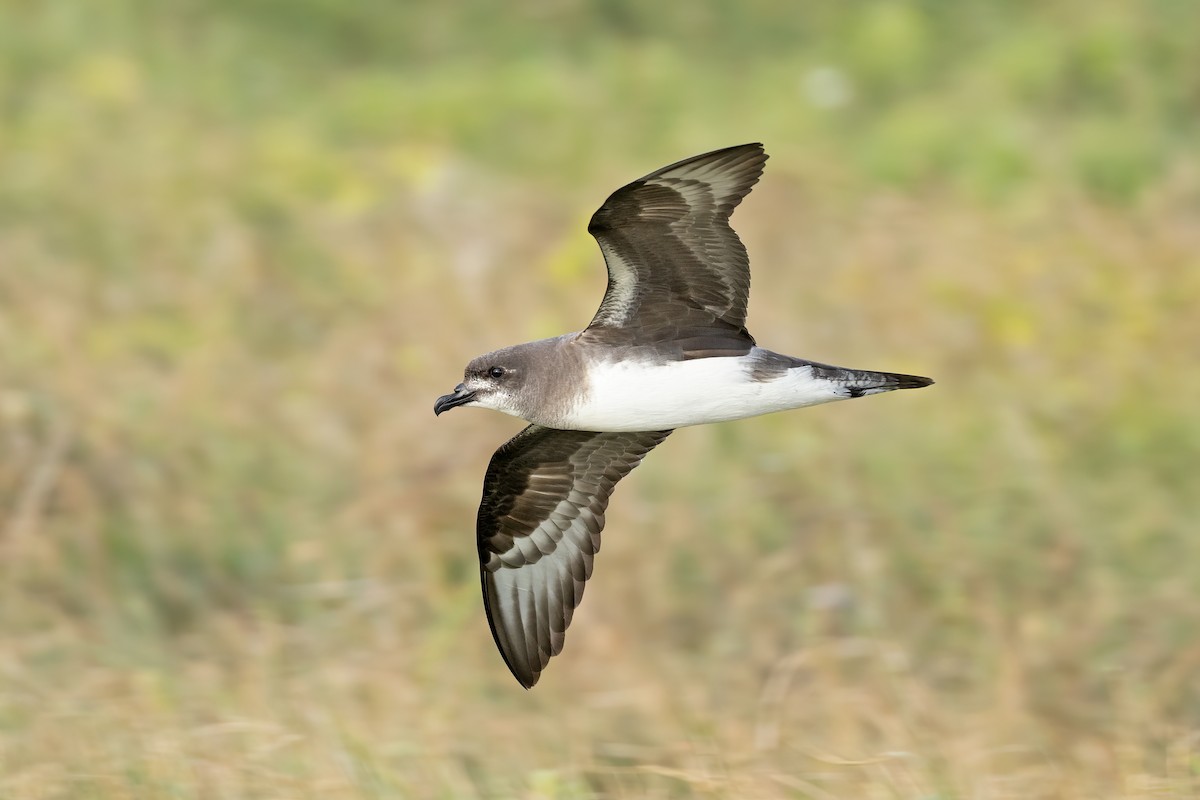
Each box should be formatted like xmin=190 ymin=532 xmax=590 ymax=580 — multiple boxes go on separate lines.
xmin=560 ymin=351 xmax=846 ymax=432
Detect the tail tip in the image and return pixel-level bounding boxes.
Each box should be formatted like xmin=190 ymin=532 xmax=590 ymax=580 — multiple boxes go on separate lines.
xmin=898 ymin=374 xmax=934 ymax=389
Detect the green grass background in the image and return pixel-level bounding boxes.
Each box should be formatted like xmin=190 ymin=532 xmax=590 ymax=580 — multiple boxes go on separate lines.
xmin=2 ymin=1 xmax=1199 ymax=797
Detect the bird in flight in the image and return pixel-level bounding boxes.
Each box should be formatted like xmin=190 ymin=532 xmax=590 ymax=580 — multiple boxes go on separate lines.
xmin=435 ymin=144 xmax=932 ymax=688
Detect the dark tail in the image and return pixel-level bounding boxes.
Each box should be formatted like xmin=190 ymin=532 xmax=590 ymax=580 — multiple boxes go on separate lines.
xmin=809 ymin=362 xmax=934 ymax=398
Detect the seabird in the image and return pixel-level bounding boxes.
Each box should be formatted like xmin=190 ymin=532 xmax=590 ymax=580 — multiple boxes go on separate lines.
xmin=435 ymin=143 xmax=932 ymax=688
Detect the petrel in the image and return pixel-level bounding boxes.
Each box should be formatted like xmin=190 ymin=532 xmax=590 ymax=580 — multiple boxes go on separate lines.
xmin=435 ymin=144 xmax=932 ymax=688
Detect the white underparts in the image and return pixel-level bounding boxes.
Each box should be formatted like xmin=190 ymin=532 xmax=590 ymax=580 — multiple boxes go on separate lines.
xmin=559 ymin=350 xmax=855 ymax=432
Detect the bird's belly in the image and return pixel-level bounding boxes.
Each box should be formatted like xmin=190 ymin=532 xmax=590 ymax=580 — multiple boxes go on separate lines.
xmin=557 ymin=355 xmax=843 ymax=432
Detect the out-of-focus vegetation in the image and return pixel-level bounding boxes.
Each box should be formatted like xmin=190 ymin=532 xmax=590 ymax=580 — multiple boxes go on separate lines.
xmin=2 ymin=1 xmax=1199 ymax=797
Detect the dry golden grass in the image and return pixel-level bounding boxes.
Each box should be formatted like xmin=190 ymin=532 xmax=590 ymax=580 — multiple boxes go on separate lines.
xmin=2 ymin=3 xmax=1200 ymax=797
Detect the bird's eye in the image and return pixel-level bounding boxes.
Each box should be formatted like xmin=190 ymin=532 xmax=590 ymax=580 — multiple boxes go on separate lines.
xmin=488 ymin=366 xmax=506 ymax=379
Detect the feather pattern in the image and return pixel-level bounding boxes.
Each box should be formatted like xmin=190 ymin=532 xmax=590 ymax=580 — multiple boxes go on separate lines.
xmin=581 ymin=143 xmax=767 ymax=359
xmin=476 ymin=425 xmax=671 ymax=687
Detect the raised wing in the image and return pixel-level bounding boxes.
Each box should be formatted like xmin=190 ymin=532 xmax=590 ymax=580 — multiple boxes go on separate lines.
xmin=580 ymin=143 xmax=768 ymax=358
xmin=476 ymin=425 xmax=671 ymax=688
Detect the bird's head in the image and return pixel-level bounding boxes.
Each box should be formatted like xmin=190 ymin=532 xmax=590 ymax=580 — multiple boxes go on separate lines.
xmin=434 ymin=346 xmax=530 ymax=419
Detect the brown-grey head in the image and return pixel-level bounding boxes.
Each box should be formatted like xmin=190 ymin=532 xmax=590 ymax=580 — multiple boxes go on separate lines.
xmin=435 ymin=340 xmax=567 ymax=422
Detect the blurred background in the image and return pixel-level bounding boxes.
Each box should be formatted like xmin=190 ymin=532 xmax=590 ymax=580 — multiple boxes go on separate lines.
xmin=2 ymin=1 xmax=1199 ymax=797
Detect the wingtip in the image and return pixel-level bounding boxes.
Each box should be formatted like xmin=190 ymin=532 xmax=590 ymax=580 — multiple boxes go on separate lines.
xmin=709 ymin=142 xmax=768 ymax=167
xmin=500 ymin=660 xmax=539 ymax=689
xmin=497 ymin=646 xmax=541 ymax=690
xmin=724 ymin=141 xmax=765 ymax=154
xmin=647 ymin=142 xmax=769 ymax=183
xmin=480 ymin=565 xmax=544 ymax=690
